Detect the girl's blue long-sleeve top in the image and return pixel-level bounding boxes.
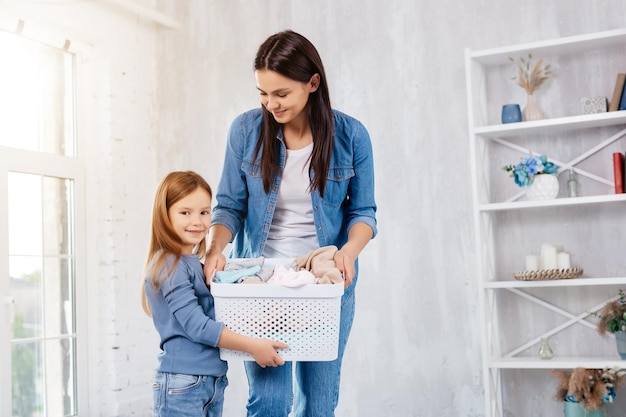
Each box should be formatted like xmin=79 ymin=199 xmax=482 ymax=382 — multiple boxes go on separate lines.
xmin=211 ymin=107 xmax=378 ymax=259
xmin=144 ymin=254 xmax=227 ymax=376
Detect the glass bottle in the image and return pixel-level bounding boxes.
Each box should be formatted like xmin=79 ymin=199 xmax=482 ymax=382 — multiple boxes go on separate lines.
xmin=538 ymin=337 xmax=554 ymax=360
xmin=567 ymin=169 xmax=578 ymax=198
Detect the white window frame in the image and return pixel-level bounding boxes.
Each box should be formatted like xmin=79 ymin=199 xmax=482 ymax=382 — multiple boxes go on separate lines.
xmin=0 ymin=15 xmax=91 ymax=416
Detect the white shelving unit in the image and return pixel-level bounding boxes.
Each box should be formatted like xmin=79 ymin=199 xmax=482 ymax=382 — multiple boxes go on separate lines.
xmin=465 ymin=29 xmax=626 ymax=417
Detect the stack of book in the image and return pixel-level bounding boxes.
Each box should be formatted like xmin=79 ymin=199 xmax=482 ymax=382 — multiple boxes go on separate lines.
xmin=614 ymin=152 xmax=626 ymax=194
xmin=609 ymin=73 xmax=626 ymax=194
xmin=609 ymin=73 xmax=626 ymax=112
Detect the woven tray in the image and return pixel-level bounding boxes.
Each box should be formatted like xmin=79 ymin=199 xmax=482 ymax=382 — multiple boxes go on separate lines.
xmin=513 ymin=268 xmax=583 ymax=281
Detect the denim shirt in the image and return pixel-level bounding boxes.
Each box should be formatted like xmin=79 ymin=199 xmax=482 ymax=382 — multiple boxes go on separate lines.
xmin=212 ymin=107 xmax=377 ymax=259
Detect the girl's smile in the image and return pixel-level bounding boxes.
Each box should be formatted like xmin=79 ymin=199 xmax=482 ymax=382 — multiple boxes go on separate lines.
xmin=168 ymin=186 xmax=212 ymax=254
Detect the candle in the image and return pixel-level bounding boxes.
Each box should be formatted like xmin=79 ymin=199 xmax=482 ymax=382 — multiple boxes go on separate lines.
xmin=525 ymin=255 xmax=540 ymax=271
xmin=541 ymin=244 xmax=558 ymax=270
xmin=557 ymin=252 xmax=571 ymax=269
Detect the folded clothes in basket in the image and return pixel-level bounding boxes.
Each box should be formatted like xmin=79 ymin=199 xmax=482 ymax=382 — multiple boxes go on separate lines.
xmin=215 ymin=265 xmax=262 ymax=283
xmin=267 ymin=264 xmax=316 ymax=287
xmin=219 ymin=246 xmax=343 ymax=286
xmin=215 ymin=257 xmax=274 ymax=283
xmin=294 ymin=245 xmax=343 ymax=285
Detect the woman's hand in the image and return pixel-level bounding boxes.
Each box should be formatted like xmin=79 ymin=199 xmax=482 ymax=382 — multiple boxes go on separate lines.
xmin=204 ymin=251 xmax=226 ymax=286
xmin=335 ymin=223 xmax=374 ymax=288
xmin=334 ymin=249 xmax=356 ymax=288
xmin=204 ymin=224 xmax=233 ymax=285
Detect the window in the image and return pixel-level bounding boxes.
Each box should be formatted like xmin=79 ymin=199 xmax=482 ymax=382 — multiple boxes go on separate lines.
xmin=0 ymin=22 xmax=86 ymax=417
xmin=0 ymin=28 xmax=74 ymax=156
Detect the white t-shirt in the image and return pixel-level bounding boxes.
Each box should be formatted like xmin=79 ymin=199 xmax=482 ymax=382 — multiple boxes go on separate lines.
xmin=263 ymin=143 xmax=319 ymax=258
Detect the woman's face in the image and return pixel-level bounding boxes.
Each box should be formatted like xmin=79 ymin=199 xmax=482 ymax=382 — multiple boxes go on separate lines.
xmin=255 ymin=69 xmax=319 ymax=125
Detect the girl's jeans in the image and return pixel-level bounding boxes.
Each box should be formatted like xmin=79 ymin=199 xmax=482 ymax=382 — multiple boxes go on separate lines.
xmin=152 ymin=372 xmax=228 ymax=417
xmin=244 ymin=287 xmax=356 ymax=417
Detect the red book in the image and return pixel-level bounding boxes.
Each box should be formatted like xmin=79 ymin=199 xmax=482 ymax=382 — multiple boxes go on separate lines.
xmin=614 ymin=152 xmax=624 ymax=193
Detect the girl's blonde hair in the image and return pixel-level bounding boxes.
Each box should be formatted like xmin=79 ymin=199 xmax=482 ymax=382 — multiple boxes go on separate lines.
xmin=141 ymin=171 xmax=212 ymax=316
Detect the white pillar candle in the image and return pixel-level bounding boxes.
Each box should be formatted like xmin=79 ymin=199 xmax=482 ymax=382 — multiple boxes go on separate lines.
xmin=525 ymin=255 xmax=540 ymax=271
xmin=557 ymin=252 xmax=571 ymax=269
xmin=541 ymin=244 xmax=558 ymax=270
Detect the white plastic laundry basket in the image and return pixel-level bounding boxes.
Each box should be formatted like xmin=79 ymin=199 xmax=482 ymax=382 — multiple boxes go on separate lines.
xmin=211 ymin=259 xmax=344 ymax=361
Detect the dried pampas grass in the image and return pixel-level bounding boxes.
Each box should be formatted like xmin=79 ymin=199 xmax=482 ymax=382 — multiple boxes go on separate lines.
xmin=509 ymin=53 xmax=553 ymax=95
xmin=551 ymin=367 xmax=626 ymax=411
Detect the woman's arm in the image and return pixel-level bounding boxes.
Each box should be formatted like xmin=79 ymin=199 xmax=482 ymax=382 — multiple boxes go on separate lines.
xmin=335 ymin=118 xmax=377 ymax=287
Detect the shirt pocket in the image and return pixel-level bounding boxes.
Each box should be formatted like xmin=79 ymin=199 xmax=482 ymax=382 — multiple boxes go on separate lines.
xmin=322 ymin=167 xmax=354 ymax=208
xmin=241 ymin=160 xmax=262 ymax=178
xmin=241 ymin=160 xmax=265 ymax=203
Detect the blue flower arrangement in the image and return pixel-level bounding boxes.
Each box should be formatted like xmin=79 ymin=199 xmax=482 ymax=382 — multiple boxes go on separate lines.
xmin=503 ymin=154 xmax=559 ymax=187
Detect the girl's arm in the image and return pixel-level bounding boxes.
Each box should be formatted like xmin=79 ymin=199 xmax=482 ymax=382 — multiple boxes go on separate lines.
xmin=217 ymin=327 xmax=288 ymax=367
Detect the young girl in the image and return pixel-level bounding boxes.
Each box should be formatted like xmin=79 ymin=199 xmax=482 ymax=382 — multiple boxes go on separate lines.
xmin=142 ymin=171 xmax=287 ymax=417
xmin=204 ymin=30 xmax=377 ymax=417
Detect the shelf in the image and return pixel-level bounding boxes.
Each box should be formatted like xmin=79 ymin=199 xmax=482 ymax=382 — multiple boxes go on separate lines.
xmin=467 ymin=28 xmax=626 ymax=417
xmin=478 ymin=193 xmax=626 ymax=211
xmin=484 ymin=277 xmax=626 ymax=289
xmin=489 ymin=357 xmax=626 ymax=369
xmin=473 ymin=111 xmax=626 ymax=138
xmin=468 ymin=28 xmax=626 ymax=66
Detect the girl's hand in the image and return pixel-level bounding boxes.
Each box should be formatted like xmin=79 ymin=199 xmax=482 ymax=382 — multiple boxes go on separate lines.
xmin=249 ymin=339 xmax=288 ymax=368
xmin=204 ymin=251 xmax=226 ymax=286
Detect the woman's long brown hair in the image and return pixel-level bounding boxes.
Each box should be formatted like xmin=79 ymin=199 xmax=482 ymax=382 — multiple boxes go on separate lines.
xmin=141 ymin=171 xmax=212 ymax=316
xmin=253 ymin=30 xmax=334 ymax=197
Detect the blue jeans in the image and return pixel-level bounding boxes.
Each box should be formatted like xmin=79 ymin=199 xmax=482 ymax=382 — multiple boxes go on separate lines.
xmin=244 ymin=287 xmax=356 ymax=417
xmin=152 ymin=372 xmax=228 ymax=417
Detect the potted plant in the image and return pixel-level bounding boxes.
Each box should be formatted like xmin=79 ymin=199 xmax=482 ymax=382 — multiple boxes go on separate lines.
xmin=594 ymin=289 xmax=626 ymax=360
xmin=502 ymin=154 xmax=560 ymax=200
xmin=552 ymin=367 xmax=625 ymax=417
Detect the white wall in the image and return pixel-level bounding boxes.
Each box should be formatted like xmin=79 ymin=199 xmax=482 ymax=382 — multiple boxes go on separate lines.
xmin=3 ymin=0 xmax=626 ymax=416
xmin=154 ymin=2 xmax=626 ymax=417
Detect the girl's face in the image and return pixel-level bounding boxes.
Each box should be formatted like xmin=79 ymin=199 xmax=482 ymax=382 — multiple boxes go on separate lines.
xmin=255 ymin=69 xmax=319 ymax=125
xmin=168 ymin=187 xmax=212 ymax=255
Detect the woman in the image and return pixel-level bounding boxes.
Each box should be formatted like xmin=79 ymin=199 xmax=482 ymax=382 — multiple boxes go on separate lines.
xmin=204 ymin=30 xmax=377 ymax=417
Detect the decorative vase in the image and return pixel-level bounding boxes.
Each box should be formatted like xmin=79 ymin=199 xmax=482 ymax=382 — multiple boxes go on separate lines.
xmin=501 ymin=103 xmax=522 ymax=123
xmin=523 ymin=93 xmax=544 ymax=121
xmin=538 ymin=337 xmax=554 ymax=359
xmin=615 ymin=331 xmax=626 ymax=360
xmin=526 ymin=174 xmax=559 ymax=200
xmin=563 ymin=402 xmax=606 ymax=417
